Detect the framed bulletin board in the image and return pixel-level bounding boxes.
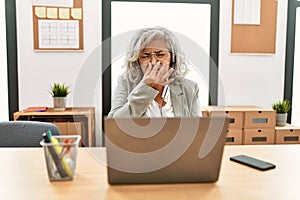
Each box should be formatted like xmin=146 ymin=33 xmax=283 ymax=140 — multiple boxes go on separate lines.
xmin=32 ymin=0 xmax=84 ymax=51
xmin=231 ymin=0 xmax=278 ymax=54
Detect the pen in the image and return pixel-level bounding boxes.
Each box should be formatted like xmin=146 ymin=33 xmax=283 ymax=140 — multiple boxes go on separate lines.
xmin=60 ymin=138 xmax=71 ymax=159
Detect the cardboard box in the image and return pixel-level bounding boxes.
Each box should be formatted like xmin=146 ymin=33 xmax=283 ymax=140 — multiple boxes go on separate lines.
xmin=204 ymin=106 xmax=244 ymax=129
xmin=244 ymin=108 xmax=276 ymax=129
xmin=243 ymin=129 xmax=275 ymax=145
xmin=52 ymin=122 xmax=84 ymax=146
xmin=201 ymin=108 xmax=210 ymax=117
xmin=53 ymin=122 xmax=67 ymax=134
xmin=67 ymin=122 xmax=82 ymax=135
xmin=225 ymin=129 xmax=243 ymax=145
xmin=275 ymin=124 xmax=300 ymax=144
xmin=53 ymin=122 xmax=82 ymax=135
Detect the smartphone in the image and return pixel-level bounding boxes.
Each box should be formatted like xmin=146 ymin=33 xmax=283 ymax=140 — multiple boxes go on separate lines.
xmin=230 ymin=155 xmax=276 ymax=171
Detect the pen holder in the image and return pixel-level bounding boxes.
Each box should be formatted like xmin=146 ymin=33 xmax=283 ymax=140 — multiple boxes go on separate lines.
xmin=40 ymin=135 xmax=81 ymax=181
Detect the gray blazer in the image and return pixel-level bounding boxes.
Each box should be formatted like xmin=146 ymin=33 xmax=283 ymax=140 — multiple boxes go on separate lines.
xmin=108 ymin=73 xmax=201 ymax=117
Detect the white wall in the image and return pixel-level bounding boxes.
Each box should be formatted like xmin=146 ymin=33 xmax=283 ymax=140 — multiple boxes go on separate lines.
xmin=0 ymin=0 xmax=9 ymax=121
xmin=16 ymin=0 xmax=102 ymax=146
xmin=219 ymin=0 xmax=288 ymax=108
xmin=292 ymin=8 xmax=300 ymax=126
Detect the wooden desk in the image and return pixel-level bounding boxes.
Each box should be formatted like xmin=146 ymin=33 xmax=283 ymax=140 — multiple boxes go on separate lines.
xmin=1 ymin=145 xmax=299 ymax=199
xmin=13 ymin=107 xmax=95 ymax=147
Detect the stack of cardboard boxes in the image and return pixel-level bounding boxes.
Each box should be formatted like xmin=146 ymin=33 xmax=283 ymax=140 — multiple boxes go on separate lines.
xmin=202 ymin=106 xmax=276 ymax=145
xmin=202 ymin=106 xmax=243 ymax=145
xmin=243 ymin=107 xmax=276 ymax=145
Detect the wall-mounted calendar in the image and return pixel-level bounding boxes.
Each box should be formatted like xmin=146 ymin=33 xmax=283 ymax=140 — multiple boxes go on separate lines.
xmin=32 ymin=0 xmax=84 ymax=50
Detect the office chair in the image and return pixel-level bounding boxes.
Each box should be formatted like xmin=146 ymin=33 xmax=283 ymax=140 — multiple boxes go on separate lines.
xmin=0 ymin=121 xmax=60 ymax=147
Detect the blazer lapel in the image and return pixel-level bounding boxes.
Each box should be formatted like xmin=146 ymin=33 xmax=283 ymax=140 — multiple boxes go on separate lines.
xmin=169 ymin=83 xmax=186 ymax=117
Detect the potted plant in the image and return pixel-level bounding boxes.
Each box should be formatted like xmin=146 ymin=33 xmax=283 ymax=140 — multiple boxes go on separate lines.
xmin=272 ymin=99 xmax=291 ymax=126
xmin=50 ymin=82 xmax=70 ymax=110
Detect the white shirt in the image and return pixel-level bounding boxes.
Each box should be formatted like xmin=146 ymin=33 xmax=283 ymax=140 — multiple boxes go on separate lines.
xmin=146 ymin=86 xmax=174 ymax=117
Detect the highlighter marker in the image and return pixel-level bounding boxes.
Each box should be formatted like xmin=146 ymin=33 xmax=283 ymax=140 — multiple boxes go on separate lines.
xmin=50 ymin=136 xmax=73 ymax=177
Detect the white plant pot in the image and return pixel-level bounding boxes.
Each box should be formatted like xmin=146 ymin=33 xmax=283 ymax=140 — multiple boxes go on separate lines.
xmin=276 ymin=113 xmax=287 ymax=126
xmin=53 ymin=97 xmax=67 ymax=110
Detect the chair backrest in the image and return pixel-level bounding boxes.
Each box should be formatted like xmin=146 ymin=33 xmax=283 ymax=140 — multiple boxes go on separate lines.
xmin=0 ymin=121 xmax=60 ymax=147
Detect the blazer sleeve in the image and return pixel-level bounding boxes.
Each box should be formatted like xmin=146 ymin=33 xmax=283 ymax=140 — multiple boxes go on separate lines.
xmin=190 ymin=82 xmax=201 ymax=117
xmin=179 ymin=79 xmax=201 ymax=117
xmin=108 ymin=75 xmax=158 ymax=117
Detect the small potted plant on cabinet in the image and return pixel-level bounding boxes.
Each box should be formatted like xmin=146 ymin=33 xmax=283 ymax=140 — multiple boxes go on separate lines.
xmin=272 ymin=99 xmax=291 ymax=126
xmin=50 ymin=82 xmax=70 ymax=110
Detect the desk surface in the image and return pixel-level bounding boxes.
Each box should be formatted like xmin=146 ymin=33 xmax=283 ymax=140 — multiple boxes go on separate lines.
xmin=1 ymin=145 xmax=299 ymax=200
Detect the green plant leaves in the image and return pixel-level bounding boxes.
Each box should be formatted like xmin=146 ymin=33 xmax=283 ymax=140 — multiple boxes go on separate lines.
xmin=50 ymin=83 xmax=70 ymax=97
xmin=272 ymin=99 xmax=291 ymax=114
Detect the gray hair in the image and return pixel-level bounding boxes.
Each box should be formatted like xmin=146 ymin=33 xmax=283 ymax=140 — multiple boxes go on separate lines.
xmin=124 ymin=26 xmax=188 ymax=82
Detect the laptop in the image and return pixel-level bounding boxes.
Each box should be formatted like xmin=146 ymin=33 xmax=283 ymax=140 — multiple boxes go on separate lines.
xmin=104 ymin=117 xmax=230 ymax=184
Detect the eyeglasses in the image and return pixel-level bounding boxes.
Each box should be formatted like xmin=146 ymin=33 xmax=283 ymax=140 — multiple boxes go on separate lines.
xmin=139 ymin=51 xmax=170 ymax=62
